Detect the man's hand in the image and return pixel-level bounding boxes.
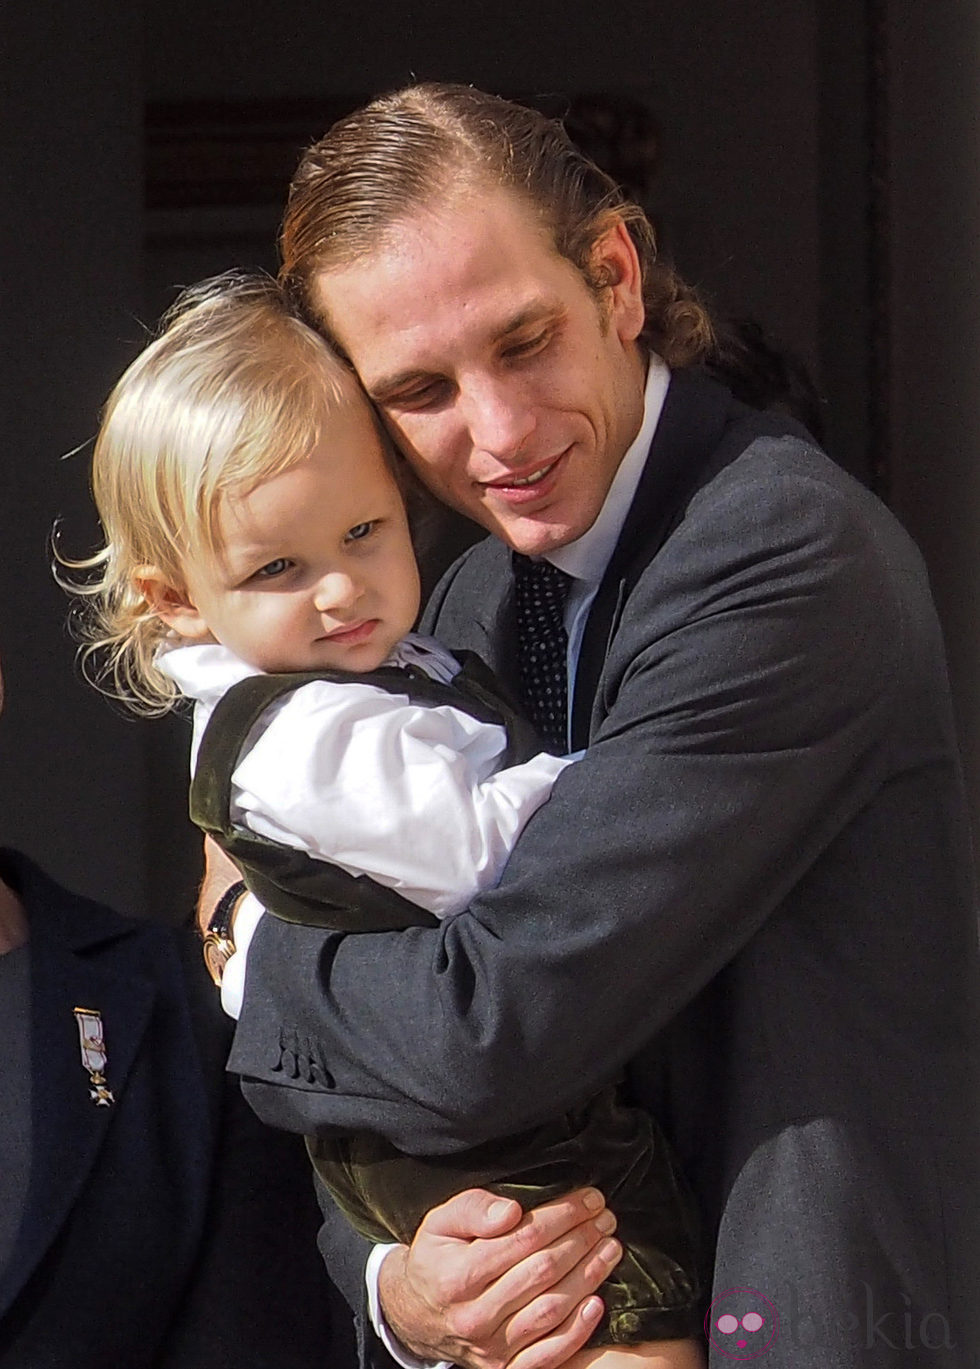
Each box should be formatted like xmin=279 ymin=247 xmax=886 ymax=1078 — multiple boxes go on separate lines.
xmin=378 ymin=1187 xmax=620 ymax=1369
xmin=196 ymin=835 xmax=243 ymax=935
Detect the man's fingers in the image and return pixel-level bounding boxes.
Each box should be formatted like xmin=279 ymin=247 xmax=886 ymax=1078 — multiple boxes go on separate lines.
xmin=499 ymin=1234 xmax=620 ymax=1351
xmin=469 ymin=1189 xmax=611 ymax=1289
xmin=415 ymin=1187 xmax=610 ymax=1300
xmin=506 ymin=1296 xmax=605 ymax=1369
xmin=421 ymin=1188 xmax=524 ymax=1241
xmin=474 ymin=1197 xmax=615 ymax=1321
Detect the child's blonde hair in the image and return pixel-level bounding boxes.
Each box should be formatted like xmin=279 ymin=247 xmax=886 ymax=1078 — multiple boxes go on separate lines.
xmin=66 ymin=271 xmax=374 ymax=714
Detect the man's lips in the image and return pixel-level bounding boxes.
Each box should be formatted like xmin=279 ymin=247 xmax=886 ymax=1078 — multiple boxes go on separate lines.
xmin=320 ymin=619 xmax=377 ymax=644
xmin=480 ymin=451 xmax=566 ymax=503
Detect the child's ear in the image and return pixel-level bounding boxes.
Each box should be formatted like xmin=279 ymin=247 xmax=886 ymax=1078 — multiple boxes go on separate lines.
xmin=134 ymin=565 xmax=211 ymax=642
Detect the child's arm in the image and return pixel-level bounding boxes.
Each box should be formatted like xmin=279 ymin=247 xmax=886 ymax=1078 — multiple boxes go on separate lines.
xmin=230 ymin=678 xmax=575 ymax=920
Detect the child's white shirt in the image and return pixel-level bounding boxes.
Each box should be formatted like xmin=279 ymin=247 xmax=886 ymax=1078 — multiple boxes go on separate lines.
xmin=159 ymin=633 xmax=573 ymax=927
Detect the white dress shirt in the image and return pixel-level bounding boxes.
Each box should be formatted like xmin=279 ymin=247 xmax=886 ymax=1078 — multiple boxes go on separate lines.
xmin=552 ymin=355 xmax=669 ymax=738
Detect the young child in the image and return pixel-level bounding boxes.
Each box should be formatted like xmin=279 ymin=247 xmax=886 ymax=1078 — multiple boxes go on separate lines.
xmin=70 ymin=273 xmax=705 ymax=1369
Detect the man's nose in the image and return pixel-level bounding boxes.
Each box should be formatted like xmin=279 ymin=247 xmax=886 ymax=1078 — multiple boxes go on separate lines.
xmin=313 ymin=571 xmax=361 ymax=615
xmin=462 ymin=377 xmax=536 ymax=461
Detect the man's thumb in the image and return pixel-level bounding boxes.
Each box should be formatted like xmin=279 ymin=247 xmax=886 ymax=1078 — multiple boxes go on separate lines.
xmin=423 ymin=1188 xmax=522 ymax=1239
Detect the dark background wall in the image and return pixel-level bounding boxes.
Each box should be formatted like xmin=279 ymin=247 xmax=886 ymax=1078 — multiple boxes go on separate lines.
xmin=2 ymin=1 xmax=978 ymax=920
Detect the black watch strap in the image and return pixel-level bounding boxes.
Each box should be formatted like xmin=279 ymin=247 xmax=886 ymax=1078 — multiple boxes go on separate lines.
xmin=202 ymin=879 xmax=247 ymax=987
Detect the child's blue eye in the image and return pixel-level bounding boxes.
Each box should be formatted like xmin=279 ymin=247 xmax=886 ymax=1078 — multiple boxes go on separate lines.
xmin=256 ymin=558 xmax=291 ymax=578
xmin=346 ymin=522 xmax=376 ymax=542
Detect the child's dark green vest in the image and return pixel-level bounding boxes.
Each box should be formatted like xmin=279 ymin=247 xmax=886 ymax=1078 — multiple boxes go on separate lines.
xmin=189 ymin=650 xmax=542 ymax=934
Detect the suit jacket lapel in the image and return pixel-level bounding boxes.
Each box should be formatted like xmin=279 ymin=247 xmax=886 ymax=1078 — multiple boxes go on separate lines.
xmin=571 ymin=370 xmax=736 ymax=748
xmin=455 ymin=538 xmax=524 ymax=702
xmin=0 ymin=859 xmax=158 ymax=1316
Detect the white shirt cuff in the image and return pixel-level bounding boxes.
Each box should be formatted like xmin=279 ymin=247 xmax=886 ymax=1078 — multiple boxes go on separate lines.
xmin=365 ymin=1243 xmax=453 ymax=1369
xmin=218 ymin=893 xmax=264 ymax=1020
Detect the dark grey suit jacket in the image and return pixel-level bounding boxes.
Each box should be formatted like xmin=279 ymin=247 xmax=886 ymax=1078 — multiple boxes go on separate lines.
xmin=230 ymin=371 xmax=980 ymax=1367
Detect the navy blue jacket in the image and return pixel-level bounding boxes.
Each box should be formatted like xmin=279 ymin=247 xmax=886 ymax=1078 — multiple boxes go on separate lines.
xmin=0 ymin=851 xmax=349 ymax=1369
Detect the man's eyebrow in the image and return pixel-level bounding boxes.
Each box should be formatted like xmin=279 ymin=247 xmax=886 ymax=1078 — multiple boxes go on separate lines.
xmin=493 ymin=303 xmax=559 ymax=340
xmin=368 ymin=304 xmax=562 ymax=400
xmin=367 ymin=367 xmax=436 ymax=401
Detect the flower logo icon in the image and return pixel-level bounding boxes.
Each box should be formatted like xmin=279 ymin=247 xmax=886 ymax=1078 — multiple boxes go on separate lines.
xmin=704 ymin=1288 xmax=779 ymax=1359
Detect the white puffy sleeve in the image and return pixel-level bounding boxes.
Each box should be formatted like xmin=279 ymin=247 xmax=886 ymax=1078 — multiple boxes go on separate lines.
xmin=229 ymin=678 xmax=574 ymax=919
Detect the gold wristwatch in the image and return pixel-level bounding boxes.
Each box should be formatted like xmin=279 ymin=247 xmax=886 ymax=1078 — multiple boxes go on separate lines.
xmin=202 ymin=879 xmax=248 ymax=987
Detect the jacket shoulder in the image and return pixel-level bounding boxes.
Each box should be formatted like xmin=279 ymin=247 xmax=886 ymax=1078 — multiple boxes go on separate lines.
xmin=420 ymin=533 xmax=505 ymax=635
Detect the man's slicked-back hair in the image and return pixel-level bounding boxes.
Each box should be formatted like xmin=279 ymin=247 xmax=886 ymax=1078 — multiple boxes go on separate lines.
xmin=279 ymin=82 xmax=714 ymax=367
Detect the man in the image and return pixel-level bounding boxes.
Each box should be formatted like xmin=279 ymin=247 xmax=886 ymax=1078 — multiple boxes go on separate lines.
xmin=0 ymin=649 xmax=351 ymax=1366
xmin=211 ymin=84 xmax=979 ymax=1367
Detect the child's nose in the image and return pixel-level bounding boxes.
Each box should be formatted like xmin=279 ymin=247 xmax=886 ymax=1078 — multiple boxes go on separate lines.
xmin=313 ymin=572 xmax=360 ymax=614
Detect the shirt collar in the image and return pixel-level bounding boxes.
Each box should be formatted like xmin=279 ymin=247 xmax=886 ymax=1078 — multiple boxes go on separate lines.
xmin=156 ymin=633 xmax=458 ymax=702
xmin=548 ymin=355 xmax=670 ymax=585
xmin=157 ymin=641 xmax=259 ymax=706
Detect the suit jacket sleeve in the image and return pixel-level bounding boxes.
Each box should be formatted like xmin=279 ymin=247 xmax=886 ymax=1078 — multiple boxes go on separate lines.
xmin=229 ymin=433 xmax=939 ymax=1152
xmin=313 ymin=1178 xmax=402 ymax=1369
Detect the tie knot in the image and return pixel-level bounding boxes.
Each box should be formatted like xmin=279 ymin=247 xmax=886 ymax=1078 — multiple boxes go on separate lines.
xmin=512 ymin=554 xmax=572 ymax=604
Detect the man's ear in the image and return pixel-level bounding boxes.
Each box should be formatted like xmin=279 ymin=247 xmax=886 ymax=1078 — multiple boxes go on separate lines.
xmin=590 ymin=215 xmax=645 ymax=345
xmin=134 ymin=565 xmax=211 ymax=641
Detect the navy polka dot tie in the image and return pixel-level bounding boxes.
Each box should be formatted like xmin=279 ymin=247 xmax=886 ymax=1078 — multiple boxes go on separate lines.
xmin=513 ymin=554 xmax=572 ymax=754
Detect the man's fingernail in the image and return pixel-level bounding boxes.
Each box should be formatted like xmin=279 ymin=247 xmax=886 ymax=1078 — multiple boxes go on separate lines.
xmin=582 ymin=1188 xmax=604 ymax=1211
xmin=600 ymin=1238 xmax=621 ymax=1262
xmin=488 ymin=1199 xmax=515 ymax=1221
xmin=594 ymin=1210 xmax=616 ymax=1234
xmin=581 ymin=1297 xmax=604 ymax=1322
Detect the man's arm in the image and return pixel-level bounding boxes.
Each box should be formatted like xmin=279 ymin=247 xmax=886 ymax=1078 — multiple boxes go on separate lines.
xmin=229 ymin=452 xmax=907 ymax=1149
